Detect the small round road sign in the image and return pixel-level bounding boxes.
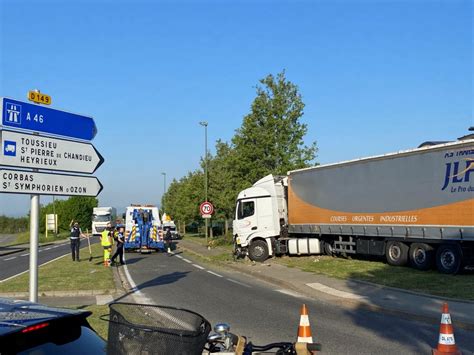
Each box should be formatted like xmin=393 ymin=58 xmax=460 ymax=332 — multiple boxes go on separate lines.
xmin=200 ymin=201 xmax=214 ymax=216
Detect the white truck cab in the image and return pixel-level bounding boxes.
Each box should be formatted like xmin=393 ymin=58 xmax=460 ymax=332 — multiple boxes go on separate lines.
xmin=92 ymin=207 xmax=117 ymax=235
xmin=233 ymin=174 xmax=287 ymax=261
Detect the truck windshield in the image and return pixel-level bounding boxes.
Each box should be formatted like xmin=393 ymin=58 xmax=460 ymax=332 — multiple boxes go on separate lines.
xmin=93 ymin=215 xmax=110 ymax=222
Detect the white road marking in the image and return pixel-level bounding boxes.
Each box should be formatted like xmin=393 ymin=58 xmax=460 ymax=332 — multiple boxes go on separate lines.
xmin=121 ymin=254 xmax=152 ymax=303
xmin=182 ymin=258 xmax=192 ymax=264
xmin=175 ymin=255 xmax=183 ymax=259
xmin=207 ymin=271 xmax=223 ymax=278
xmin=20 ymin=253 xmax=30 ymax=257
xmin=121 ymin=254 xmax=196 ymax=330
xmin=306 ymin=282 xmax=366 ymax=300
xmin=4 ymin=257 xmax=16 ymax=261
xmin=192 ymin=264 xmax=205 ymax=270
xmin=276 ymin=289 xmax=307 ymax=299
xmin=226 ymin=278 xmax=251 ymax=288
xmin=44 ymin=248 xmax=52 ymax=251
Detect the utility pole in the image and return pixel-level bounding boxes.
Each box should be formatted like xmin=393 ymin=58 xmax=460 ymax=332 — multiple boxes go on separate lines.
xmin=161 ymin=172 xmax=167 ymax=210
xmin=199 ymin=121 xmax=208 ymax=244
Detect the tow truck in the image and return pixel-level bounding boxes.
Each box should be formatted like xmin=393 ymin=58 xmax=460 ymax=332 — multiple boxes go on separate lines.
xmin=123 ymin=204 xmax=164 ymax=253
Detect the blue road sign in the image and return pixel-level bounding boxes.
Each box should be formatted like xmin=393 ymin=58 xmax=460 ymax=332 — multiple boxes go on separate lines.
xmin=1 ymin=97 xmax=97 ymax=141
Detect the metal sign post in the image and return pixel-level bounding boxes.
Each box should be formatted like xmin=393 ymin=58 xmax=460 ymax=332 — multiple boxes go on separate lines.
xmin=200 ymin=201 xmax=214 ymax=242
xmin=28 ymin=90 xmax=41 ymax=303
xmin=29 ymin=194 xmax=39 ymax=302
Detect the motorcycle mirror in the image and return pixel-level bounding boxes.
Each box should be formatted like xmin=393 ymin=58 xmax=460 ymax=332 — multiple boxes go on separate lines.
xmin=214 ymin=323 xmax=230 ymax=334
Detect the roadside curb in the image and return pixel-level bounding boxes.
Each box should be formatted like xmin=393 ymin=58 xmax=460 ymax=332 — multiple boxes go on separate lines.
xmin=177 ymin=243 xmax=474 ymax=331
xmin=345 ymin=277 xmax=474 ymax=305
xmin=0 ymin=289 xmax=118 ymax=298
xmin=0 ymin=247 xmax=27 ymax=257
xmin=112 ymin=265 xmax=133 ymax=294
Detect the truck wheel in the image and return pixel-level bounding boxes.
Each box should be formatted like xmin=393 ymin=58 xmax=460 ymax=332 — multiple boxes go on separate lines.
xmin=323 ymin=240 xmax=335 ymax=256
xmin=409 ymin=243 xmax=434 ymax=270
xmin=436 ymin=244 xmax=462 ymax=274
xmin=385 ymin=241 xmax=408 ymax=266
xmin=248 ymin=240 xmax=269 ymax=262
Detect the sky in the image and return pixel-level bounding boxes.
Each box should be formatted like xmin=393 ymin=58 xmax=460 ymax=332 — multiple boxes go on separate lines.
xmin=0 ymin=0 xmax=472 ymax=217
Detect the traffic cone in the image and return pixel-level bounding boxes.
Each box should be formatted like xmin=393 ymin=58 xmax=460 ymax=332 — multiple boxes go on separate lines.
xmin=432 ymin=303 xmax=461 ymax=355
xmin=297 ymin=304 xmax=313 ymax=343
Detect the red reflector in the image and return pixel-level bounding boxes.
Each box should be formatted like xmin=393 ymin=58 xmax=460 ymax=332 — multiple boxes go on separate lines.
xmin=21 ymin=322 xmax=49 ymax=333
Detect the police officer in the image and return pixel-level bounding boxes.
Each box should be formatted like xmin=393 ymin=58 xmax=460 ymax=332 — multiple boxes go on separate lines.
xmin=100 ymin=222 xmax=113 ymax=267
xmin=111 ymin=226 xmax=125 ymax=266
xmin=69 ymin=220 xmax=85 ymax=262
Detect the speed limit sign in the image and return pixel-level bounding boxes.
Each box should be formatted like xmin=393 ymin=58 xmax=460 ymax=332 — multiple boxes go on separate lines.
xmin=200 ymin=201 xmax=214 ymax=217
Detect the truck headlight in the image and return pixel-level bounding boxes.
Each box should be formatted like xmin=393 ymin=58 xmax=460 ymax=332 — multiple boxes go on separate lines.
xmin=236 ymin=237 xmax=241 ymax=244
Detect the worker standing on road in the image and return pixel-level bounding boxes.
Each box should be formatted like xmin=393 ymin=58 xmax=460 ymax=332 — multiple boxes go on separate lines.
xmin=100 ymin=222 xmax=113 ymax=267
xmin=69 ymin=220 xmax=86 ymax=262
xmin=111 ymin=226 xmax=125 ymax=266
xmin=165 ymin=228 xmax=172 ymax=253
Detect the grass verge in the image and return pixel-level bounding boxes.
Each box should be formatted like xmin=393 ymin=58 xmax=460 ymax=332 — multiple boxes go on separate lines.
xmin=184 ymin=233 xmax=233 ymax=250
xmin=276 ymin=255 xmax=474 ymax=301
xmin=82 ymin=304 xmax=110 ymax=340
xmin=0 ymin=242 xmax=114 ymax=293
xmin=182 ymin=236 xmax=474 ymax=300
xmin=7 ymin=231 xmax=70 ymax=246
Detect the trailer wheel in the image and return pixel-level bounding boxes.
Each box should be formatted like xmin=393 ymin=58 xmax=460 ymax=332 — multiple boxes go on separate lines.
xmin=248 ymin=240 xmax=269 ymax=262
xmin=323 ymin=240 xmax=335 ymax=256
xmin=436 ymin=244 xmax=462 ymax=274
xmin=409 ymin=243 xmax=434 ymax=270
xmin=385 ymin=241 xmax=408 ymax=266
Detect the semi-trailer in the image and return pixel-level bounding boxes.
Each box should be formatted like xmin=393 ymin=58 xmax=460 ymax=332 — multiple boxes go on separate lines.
xmin=233 ymin=137 xmax=474 ymax=274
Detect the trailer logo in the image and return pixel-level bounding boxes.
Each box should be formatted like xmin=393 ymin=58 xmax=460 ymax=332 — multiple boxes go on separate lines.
xmin=441 ymin=157 xmax=474 ymax=191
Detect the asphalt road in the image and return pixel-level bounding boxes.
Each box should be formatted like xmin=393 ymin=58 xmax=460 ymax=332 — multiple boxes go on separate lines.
xmin=0 ymin=237 xmax=99 ymax=282
xmin=123 ymin=250 xmax=474 ymax=354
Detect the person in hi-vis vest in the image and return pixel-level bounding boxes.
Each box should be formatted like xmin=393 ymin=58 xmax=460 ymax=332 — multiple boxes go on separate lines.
xmin=100 ymin=222 xmax=113 ymax=266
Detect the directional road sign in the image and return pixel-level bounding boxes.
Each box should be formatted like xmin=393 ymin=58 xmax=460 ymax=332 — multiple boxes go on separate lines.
xmin=0 ymin=169 xmax=103 ymax=196
xmin=0 ymin=130 xmax=104 ymax=174
xmin=1 ymin=97 xmax=97 ymax=141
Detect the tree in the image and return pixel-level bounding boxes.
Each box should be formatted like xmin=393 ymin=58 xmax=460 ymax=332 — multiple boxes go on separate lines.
xmin=207 ymin=140 xmax=239 ymax=233
xmin=161 ymin=71 xmax=317 ymax=235
xmin=0 ymin=215 xmax=28 ymax=233
xmin=161 ymin=171 xmax=204 ymax=230
xmin=39 ymin=196 xmax=98 ymax=233
xmin=232 ymin=71 xmax=317 ymax=188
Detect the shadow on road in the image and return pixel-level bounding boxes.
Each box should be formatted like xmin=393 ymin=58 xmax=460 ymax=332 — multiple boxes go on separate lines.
xmin=341 ymin=265 xmax=474 ymax=353
xmin=342 ymin=305 xmax=436 ymax=353
xmin=138 ymin=271 xmax=190 ymax=291
xmin=122 ymin=257 xmax=142 ymax=265
xmin=113 ymin=271 xmax=190 ymax=304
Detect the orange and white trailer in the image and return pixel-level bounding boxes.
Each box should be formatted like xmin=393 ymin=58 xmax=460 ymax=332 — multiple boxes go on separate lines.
xmin=233 ymin=136 xmax=474 ymax=274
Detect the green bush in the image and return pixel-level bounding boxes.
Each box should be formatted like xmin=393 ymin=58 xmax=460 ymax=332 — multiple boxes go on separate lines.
xmin=0 ymin=216 xmax=29 ymax=233
xmin=212 ymin=233 xmax=234 ymax=246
